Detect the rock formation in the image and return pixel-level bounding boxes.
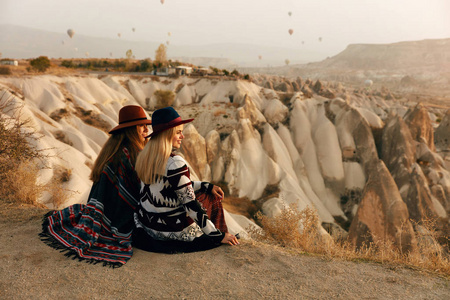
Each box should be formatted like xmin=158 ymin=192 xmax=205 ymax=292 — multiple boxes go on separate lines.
xmin=1 ymin=74 xmax=448 ymax=248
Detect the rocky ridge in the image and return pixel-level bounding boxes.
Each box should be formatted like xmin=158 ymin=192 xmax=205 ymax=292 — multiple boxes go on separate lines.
xmin=0 ymin=74 xmax=449 ymax=250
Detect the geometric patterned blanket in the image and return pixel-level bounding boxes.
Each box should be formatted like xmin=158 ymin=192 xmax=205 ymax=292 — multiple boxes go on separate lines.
xmin=40 ymin=147 xmax=139 ymax=268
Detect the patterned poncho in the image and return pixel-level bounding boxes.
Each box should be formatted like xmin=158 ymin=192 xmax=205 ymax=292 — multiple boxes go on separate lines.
xmin=134 ymin=154 xmax=224 ymax=244
xmin=40 ymin=147 xmax=140 ymax=267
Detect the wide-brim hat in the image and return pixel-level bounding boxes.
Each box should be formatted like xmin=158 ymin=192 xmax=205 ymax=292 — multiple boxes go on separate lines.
xmin=147 ymin=106 xmax=193 ymax=138
xmin=109 ymin=105 xmax=152 ymax=134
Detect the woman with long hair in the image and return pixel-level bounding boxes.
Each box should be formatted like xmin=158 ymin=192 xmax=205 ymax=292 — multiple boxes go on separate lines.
xmin=132 ymin=106 xmax=239 ymax=253
xmin=41 ymin=105 xmax=151 ymax=267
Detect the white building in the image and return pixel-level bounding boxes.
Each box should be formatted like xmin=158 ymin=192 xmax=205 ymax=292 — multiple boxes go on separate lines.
xmin=175 ymin=66 xmax=192 ymax=75
xmin=0 ymin=60 xmax=19 ymax=66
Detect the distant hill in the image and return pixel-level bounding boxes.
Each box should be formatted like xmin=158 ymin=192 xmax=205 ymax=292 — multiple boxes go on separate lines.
xmin=240 ymin=38 xmax=450 ymax=90
xmin=0 ymin=24 xmax=326 ymax=68
xmin=305 ymin=38 xmax=450 ymax=72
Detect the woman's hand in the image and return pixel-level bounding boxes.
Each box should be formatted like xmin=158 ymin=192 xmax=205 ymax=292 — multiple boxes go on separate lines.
xmin=211 ymin=185 xmax=224 ymax=200
xmin=221 ymin=232 xmax=239 ymax=246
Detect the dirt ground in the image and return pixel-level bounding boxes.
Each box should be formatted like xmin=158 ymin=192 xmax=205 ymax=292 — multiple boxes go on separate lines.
xmin=1 ymin=202 xmax=449 ymax=300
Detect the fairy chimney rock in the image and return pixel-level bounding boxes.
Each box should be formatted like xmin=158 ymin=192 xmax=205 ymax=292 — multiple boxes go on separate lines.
xmin=404 ymin=103 xmax=435 ymax=151
xmin=181 ymin=124 xmax=211 ymax=181
xmin=435 ymin=109 xmax=450 ymax=150
xmin=348 ymin=160 xmax=417 ymax=253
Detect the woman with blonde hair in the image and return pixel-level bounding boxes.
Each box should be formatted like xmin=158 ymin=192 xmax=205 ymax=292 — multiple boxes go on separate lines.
xmin=133 ymin=106 xmax=239 ymax=253
xmin=41 ymin=105 xmax=151 ymax=267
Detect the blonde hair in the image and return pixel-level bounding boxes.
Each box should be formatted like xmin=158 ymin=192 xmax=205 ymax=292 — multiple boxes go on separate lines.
xmin=135 ymin=126 xmax=178 ymax=184
xmin=90 ymin=126 xmax=146 ymax=183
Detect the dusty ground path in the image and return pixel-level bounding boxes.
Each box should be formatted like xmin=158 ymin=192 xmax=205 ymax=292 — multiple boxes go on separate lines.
xmin=1 ymin=202 xmax=449 ymax=299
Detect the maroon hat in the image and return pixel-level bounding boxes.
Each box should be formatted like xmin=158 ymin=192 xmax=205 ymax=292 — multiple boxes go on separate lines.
xmin=147 ymin=106 xmax=193 ymax=138
xmin=109 ymin=105 xmax=152 ymax=134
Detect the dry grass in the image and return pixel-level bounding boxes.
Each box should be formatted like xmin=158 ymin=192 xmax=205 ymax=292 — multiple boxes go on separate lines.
xmin=0 ymin=90 xmax=73 ymax=209
xmin=0 ymin=159 xmax=45 ymax=206
xmin=249 ymin=204 xmax=450 ymax=276
xmin=44 ymin=165 xmax=75 ymax=209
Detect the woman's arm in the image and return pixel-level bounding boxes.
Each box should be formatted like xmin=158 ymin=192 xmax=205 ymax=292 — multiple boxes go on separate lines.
xmin=167 ymin=156 xmax=223 ymax=240
xmin=192 ymin=181 xmax=224 ymax=199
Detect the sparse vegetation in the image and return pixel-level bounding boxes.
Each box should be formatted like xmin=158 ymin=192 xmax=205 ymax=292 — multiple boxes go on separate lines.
xmin=154 ymin=89 xmax=175 ymax=108
xmin=73 ymin=106 xmax=111 ymax=132
xmin=0 ymin=66 xmax=12 ymax=75
xmin=0 ymin=91 xmax=72 ymax=208
xmin=249 ymin=204 xmax=450 ymax=276
xmin=29 ymin=56 xmax=51 ymax=72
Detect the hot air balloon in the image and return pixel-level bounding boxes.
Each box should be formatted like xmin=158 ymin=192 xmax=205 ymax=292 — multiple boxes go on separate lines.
xmin=61 ymin=40 xmax=65 ymax=45
xmin=288 ymin=11 xmax=292 ymax=17
xmin=168 ymin=32 xmax=171 ymax=37
xmin=364 ymin=79 xmax=373 ymax=87
xmin=67 ymin=29 xmax=75 ymax=38
xmin=318 ymin=37 xmax=322 ymax=42
xmin=85 ymin=52 xmax=90 ymax=57
xmin=288 ymin=29 xmax=294 ymax=35
xmin=132 ymin=27 xmax=136 ymax=32
xmin=166 ymin=41 xmax=170 ymax=45
xmin=302 ymin=41 xmax=305 ymax=45
xmin=117 ymin=33 xmax=121 ymax=38
xmin=258 ymin=55 xmax=262 ymax=60
xmin=285 ymin=59 xmax=290 ymax=66
xmin=110 ymin=52 xmax=113 ymax=57
xmin=160 ymin=0 xmax=165 ymax=4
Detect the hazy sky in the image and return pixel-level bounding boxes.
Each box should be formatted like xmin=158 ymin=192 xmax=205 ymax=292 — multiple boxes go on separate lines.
xmin=2 ymin=0 xmax=450 ymax=58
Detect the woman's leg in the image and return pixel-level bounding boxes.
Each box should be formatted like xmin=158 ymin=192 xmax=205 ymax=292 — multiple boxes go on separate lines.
xmin=196 ymin=192 xmax=228 ymax=233
xmin=132 ymin=228 xmax=221 ymax=254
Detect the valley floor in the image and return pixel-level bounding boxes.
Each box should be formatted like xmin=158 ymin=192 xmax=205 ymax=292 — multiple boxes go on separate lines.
xmin=1 ymin=202 xmax=449 ymax=299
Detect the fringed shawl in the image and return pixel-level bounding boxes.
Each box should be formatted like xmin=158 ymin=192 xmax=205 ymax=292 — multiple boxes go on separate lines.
xmin=40 ymin=147 xmax=139 ymax=267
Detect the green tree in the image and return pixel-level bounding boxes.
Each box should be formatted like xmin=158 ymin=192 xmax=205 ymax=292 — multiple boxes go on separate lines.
xmin=222 ymin=69 xmax=230 ymax=76
xmin=231 ymin=69 xmax=240 ymax=77
xmin=140 ymin=59 xmax=151 ymax=72
xmin=29 ymin=56 xmax=51 ymax=72
xmin=61 ymin=60 xmax=74 ymax=68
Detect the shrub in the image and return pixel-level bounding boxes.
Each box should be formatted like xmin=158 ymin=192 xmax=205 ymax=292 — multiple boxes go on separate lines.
xmin=29 ymin=56 xmax=51 ymax=72
xmin=0 ymin=91 xmax=46 ymax=204
xmin=61 ymin=60 xmax=75 ymax=68
xmin=0 ymin=66 xmax=12 ymax=75
xmin=0 ymin=91 xmax=72 ymax=208
xmin=231 ymin=69 xmax=240 ymax=77
xmin=249 ymin=205 xmax=322 ymax=251
xmin=154 ymin=90 xmax=175 ymax=108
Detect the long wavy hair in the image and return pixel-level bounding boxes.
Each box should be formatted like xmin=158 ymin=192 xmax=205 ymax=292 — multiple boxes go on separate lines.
xmin=90 ymin=126 xmax=146 ymax=183
xmin=135 ymin=126 xmax=178 ymax=185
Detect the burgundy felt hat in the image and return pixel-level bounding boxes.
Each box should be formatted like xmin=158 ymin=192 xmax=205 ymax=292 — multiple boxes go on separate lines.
xmin=109 ymin=105 xmax=152 ymax=134
xmin=147 ymin=107 xmax=193 ymax=138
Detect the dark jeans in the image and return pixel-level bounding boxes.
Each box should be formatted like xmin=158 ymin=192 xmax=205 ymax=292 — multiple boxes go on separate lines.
xmin=132 ymin=227 xmax=222 ymax=254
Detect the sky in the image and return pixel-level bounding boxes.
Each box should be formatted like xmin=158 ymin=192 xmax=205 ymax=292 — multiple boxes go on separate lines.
xmin=1 ymin=0 xmax=450 ymax=61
